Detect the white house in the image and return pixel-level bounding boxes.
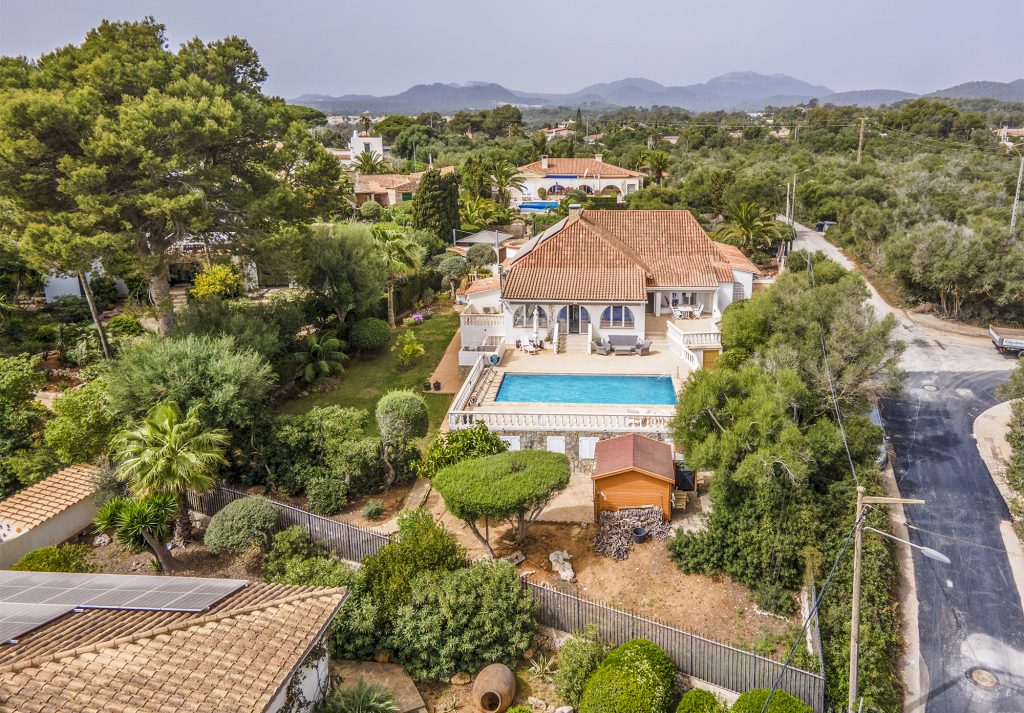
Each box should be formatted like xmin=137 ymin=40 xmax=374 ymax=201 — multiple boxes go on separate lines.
xmin=458 ymin=208 xmax=760 ymax=368
xmin=325 ymin=130 xmax=390 ymax=166
xmin=511 ymin=155 xmax=645 ymax=205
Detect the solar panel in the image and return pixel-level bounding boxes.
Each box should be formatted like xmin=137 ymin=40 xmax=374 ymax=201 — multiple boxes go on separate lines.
xmin=0 ymin=571 xmax=248 ymax=643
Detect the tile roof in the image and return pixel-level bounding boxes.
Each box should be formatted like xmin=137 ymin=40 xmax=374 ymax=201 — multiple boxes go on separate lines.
xmin=517 ymin=157 xmax=645 ymax=179
xmin=354 ymin=173 xmax=418 ymax=194
xmin=465 ymin=277 xmax=501 ymax=295
xmin=592 ymin=434 xmax=675 ymax=483
xmin=0 ymin=582 xmax=346 ymax=713
xmin=715 ymin=243 xmax=762 ymax=276
xmin=503 ymin=210 xmax=758 ymax=302
xmin=0 ymin=464 xmax=99 ymax=535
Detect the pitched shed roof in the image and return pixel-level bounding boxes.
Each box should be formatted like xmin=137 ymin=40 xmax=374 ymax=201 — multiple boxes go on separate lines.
xmin=592 ymin=434 xmax=675 ymax=483
xmin=518 ymin=157 xmax=645 ymax=179
xmin=0 ymin=464 xmax=99 ymax=535
xmin=465 ymin=276 xmax=501 ymax=295
xmin=503 ymin=209 xmax=756 ymax=302
xmin=0 ymin=581 xmax=347 ymax=713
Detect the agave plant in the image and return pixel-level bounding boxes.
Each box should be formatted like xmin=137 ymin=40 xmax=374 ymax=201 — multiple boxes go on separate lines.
xmin=319 ymin=677 xmax=398 ymax=713
xmin=294 ymin=329 xmax=348 ymax=383
xmin=94 ymin=493 xmax=178 ymax=572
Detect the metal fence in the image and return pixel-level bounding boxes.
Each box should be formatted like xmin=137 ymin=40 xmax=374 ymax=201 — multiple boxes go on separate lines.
xmin=188 ymin=486 xmax=391 ymax=563
xmin=189 ymin=486 xmax=825 ymax=712
xmin=526 ymin=583 xmax=826 ymax=713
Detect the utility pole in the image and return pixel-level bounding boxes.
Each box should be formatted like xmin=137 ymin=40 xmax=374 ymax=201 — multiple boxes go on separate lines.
xmin=856 ymin=117 xmax=866 ymax=164
xmin=848 ymin=487 xmax=928 ymax=713
xmin=791 ymin=172 xmax=800 ymax=227
xmin=785 ymin=181 xmax=792 ymax=228
xmin=1011 ymin=146 xmax=1023 ymax=232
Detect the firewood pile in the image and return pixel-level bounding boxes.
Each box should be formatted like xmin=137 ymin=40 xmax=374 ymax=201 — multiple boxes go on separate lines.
xmin=593 ymin=507 xmax=673 ymax=560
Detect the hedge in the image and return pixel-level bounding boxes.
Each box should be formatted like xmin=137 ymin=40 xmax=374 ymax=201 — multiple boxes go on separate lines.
xmin=349 ymin=317 xmax=392 ymax=353
xmin=676 ymin=688 xmax=727 ymax=713
xmin=729 ymin=689 xmax=811 ymax=713
xmin=11 ymin=544 xmax=93 ymax=573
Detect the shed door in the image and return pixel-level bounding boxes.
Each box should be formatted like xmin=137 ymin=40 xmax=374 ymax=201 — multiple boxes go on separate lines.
xmin=578 ymin=437 xmax=599 ymax=460
xmin=500 ymin=436 xmax=521 ymax=451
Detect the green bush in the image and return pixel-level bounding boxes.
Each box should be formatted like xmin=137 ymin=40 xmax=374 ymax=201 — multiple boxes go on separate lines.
xmin=318 ymin=677 xmax=398 ymax=713
xmin=417 ymin=421 xmax=508 ymax=477
xmin=45 ymin=295 xmax=91 ymax=323
xmin=306 ymin=472 xmax=349 ymax=515
xmin=506 ymin=708 xmax=532 ymax=713
xmin=554 ymin=624 xmax=609 ymax=708
xmin=392 ymin=560 xmax=537 ymax=680
xmin=676 ymin=689 xmax=727 ymax=713
xmin=362 ymin=499 xmax=385 ymax=519
xmin=106 ymin=315 xmax=144 ymax=337
xmin=267 ymin=553 xmax=355 ymax=588
xmin=375 ymin=390 xmax=429 ymax=444
xmin=12 ymin=544 xmax=93 ymax=572
xmin=359 ymin=199 xmax=384 ymax=221
xmin=579 ymin=665 xmax=660 ymax=713
xmin=597 ymin=639 xmax=676 ymax=713
xmin=88 ymin=274 xmax=119 ymax=310
xmin=44 ymin=379 xmax=121 ymax=464
xmin=190 ymin=263 xmax=243 ymax=300
xmin=265 ymin=526 xmax=317 ymax=578
xmin=349 ymin=318 xmax=392 ymax=353
xmin=204 ymin=496 xmax=279 ymax=554
xmin=729 ymin=689 xmax=811 ymax=713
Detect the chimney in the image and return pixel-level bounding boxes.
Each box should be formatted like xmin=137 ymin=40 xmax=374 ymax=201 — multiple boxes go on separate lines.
xmin=568 ymin=203 xmax=582 ymax=219
xmin=594 ymin=153 xmax=603 ymax=163
xmin=540 ymin=155 xmax=549 ymax=170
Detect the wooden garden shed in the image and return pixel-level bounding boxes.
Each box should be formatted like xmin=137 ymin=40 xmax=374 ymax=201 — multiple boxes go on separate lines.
xmin=592 ymin=434 xmax=675 ymax=521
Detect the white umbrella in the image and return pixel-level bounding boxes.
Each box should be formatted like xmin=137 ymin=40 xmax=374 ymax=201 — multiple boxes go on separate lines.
xmin=532 ymin=307 xmax=539 ymax=343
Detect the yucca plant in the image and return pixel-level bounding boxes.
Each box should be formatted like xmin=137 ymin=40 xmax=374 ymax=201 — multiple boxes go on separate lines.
xmin=294 ymin=329 xmax=348 ymax=383
xmin=317 ymin=677 xmax=398 ymax=713
xmin=94 ymin=493 xmax=177 ymax=572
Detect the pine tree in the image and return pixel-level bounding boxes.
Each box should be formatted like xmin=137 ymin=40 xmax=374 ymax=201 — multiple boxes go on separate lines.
xmin=412 ymin=169 xmax=460 ymax=243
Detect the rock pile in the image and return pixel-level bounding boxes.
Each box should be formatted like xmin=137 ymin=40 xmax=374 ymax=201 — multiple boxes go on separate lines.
xmin=548 ymin=550 xmax=575 ymax=581
xmin=593 ymin=507 xmax=673 ymax=560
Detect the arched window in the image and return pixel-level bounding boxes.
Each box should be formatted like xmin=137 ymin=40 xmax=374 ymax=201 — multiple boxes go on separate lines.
xmin=600 ymin=305 xmax=635 ymax=329
xmin=513 ymin=305 xmax=548 ymax=327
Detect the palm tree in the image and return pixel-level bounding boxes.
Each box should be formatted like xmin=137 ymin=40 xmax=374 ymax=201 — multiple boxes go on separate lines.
xmin=320 ymin=677 xmax=398 ymax=713
xmin=111 ymin=401 xmax=228 ymax=545
xmin=95 ymin=493 xmax=179 ymax=573
xmin=714 ymin=201 xmax=785 ymax=259
xmin=490 ymin=160 xmax=527 ymax=207
xmin=371 ymin=226 xmax=423 ymax=328
xmin=294 ymin=329 xmax=347 ymax=383
xmin=642 ymin=150 xmax=672 ymax=184
xmin=354 ymin=150 xmax=386 ymax=175
xmin=459 ymin=193 xmax=499 ymax=231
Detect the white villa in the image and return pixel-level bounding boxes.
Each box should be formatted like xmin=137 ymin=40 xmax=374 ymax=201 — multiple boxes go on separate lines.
xmin=325 ymin=130 xmax=390 ymax=166
xmin=512 ymin=156 xmax=645 ymax=205
xmin=449 ymin=208 xmax=763 ymax=461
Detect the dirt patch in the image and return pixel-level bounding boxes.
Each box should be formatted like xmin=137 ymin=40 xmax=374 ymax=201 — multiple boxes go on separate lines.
xmin=423 ymin=489 xmax=796 ymax=650
xmin=82 ymin=535 xmax=262 ymax=580
xmin=230 ymin=480 xmax=414 ymax=529
xmin=418 ymin=663 xmax=560 ymax=712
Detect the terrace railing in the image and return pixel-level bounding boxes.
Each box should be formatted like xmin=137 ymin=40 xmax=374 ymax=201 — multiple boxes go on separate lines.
xmin=188 ymin=487 xmax=825 ymax=712
xmin=460 ymin=313 xmax=504 ymax=327
xmin=666 ymin=323 xmax=702 ymax=372
xmin=448 ymin=409 xmax=672 ymax=433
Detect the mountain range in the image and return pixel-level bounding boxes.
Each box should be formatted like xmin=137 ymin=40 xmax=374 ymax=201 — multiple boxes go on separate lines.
xmin=292 ymin=72 xmax=1024 ymax=114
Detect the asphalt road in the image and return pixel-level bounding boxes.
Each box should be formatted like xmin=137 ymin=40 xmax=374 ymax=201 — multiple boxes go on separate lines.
xmin=791 ymin=224 xmax=1024 ymax=712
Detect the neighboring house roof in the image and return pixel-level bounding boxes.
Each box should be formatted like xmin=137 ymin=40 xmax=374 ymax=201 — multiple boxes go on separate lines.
xmin=0 ymin=464 xmax=98 ymax=537
xmin=517 ymin=157 xmax=645 ymax=179
xmin=0 ymin=580 xmax=346 ymax=713
xmin=503 ymin=210 xmax=757 ymax=302
xmin=592 ymin=434 xmax=675 ymax=483
xmin=465 ymin=277 xmax=501 ymax=295
xmin=715 ymin=243 xmax=762 ymax=276
xmin=353 ymin=166 xmax=455 ymax=196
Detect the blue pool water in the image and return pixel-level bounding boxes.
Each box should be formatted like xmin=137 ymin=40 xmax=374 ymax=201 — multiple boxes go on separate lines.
xmin=495 ymin=374 xmax=676 ymax=405
xmin=518 ymin=200 xmax=560 ymax=211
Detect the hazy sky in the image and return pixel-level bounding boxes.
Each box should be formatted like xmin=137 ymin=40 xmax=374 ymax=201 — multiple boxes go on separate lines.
xmin=1 ymin=0 xmax=1021 ymax=98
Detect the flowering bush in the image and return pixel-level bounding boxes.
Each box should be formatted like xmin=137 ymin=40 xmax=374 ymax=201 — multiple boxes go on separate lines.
xmin=410 ymin=312 xmax=425 ymax=323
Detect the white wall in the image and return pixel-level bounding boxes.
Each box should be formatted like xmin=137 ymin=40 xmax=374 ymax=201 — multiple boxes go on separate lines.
xmin=513 ymin=176 xmax=641 ymax=204
xmin=267 ymin=650 xmax=329 ymax=713
xmin=0 ymin=498 xmax=98 ymax=568
xmin=732 ymin=268 xmax=754 ymax=299
xmin=348 ymin=132 xmax=384 ymax=159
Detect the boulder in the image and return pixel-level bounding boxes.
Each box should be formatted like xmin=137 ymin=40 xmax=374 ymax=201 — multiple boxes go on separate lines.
xmin=189 ymin=511 xmax=211 ymax=531
xmin=92 ymin=533 xmax=111 ymax=548
xmin=548 ymin=550 xmax=575 ymax=581
xmin=450 ymin=672 xmax=472 ymax=685
xmin=527 ymin=696 xmax=547 ymax=709
xmin=555 ymin=707 xmax=574 ymax=713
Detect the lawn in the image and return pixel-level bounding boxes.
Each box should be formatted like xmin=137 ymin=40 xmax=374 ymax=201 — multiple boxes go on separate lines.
xmin=280 ymin=311 xmax=459 ymax=437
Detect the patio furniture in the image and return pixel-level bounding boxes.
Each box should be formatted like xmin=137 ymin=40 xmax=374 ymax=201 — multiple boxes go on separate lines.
xmin=608 ymin=335 xmax=638 ymax=354
xmin=592 ymin=341 xmax=609 ymax=355
xmin=671 ymin=306 xmax=687 ymax=320
xmin=522 ymin=343 xmax=538 ymax=355
xmin=613 ymin=344 xmax=633 ymax=356
xmin=690 ymin=303 xmax=704 ymax=319
xmin=638 ymin=340 xmax=653 ymax=356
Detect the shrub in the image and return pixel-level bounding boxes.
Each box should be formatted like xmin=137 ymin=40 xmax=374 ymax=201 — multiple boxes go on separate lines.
xmin=554 ymin=624 xmax=609 ymax=708
xmin=45 ymin=295 xmax=91 ymax=323
xmin=392 ymin=330 xmax=424 ymax=369
xmin=376 ymin=390 xmax=429 ymax=445
xmin=349 ymin=317 xmax=392 ymax=353
xmin=204 ymin=496 xmax=279 ymax=554
xmin=676 ymin=689 xmax=727 ymax=713
xmin=106 ymin=315 xmax=145 ymax=337
xmin=88 ymin=274 xmax=120 ymax=311
xmin=306 ymin=472 xmax=349 ymax=515
xmin=12 ymin=544 xmax=93 ymax=573
xmin=506 ymin=708 xmax=532 ymax=713
xmin=729 ymin=689 xmax=811 ymax=713
xmin=318 ymin=678 xmax=398 ymax=713
xmin=417 ymin=421 xmax=508 ymax=477
xmin=265 ymin=526 xmax=317 ymax=578
xmin=362 ymin=499 xmax=385 ymax=519
xmin=579 ymin=665 xmax=659 ymax=713
xmin=190 ymin=263 xmax=243 ymax=300
xmin=267 ymin=554 xmax=355 ymax=588
xmin=267 ymin=406 xmax=370 ymax=496
xmin=44 ymin=379 xmax=121 ymax=464
xmin=392 ymin=560 xmax=537 ymax=680
xmin=601 ymin=640 xmax=676 ymax=712
xmin=359 ymin=199 xmax=384 ymax=221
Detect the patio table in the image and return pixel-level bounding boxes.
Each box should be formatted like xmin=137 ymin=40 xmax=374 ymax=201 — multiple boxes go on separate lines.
xmin=612 ymin=345 xmax=634 ymax=356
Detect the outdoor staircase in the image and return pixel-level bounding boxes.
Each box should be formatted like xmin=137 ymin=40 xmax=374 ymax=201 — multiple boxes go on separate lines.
xmin=557 ymin=331 xmax=567 ymax=353
xmin=562 ymin=333 xmax=589 ymax=354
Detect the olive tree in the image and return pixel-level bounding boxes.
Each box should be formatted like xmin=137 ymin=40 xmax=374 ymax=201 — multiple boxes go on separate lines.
xmin=432 ymin=450 xmax=570 ymax=556
xmin=375 ymin=390 xmax=429 ymax=486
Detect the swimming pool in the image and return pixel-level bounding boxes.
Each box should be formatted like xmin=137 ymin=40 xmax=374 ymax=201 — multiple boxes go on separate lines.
xmin=495 ymin=374 xmax=676 ymax=405
xmin=518 ymin=200 xmax=560 ymax=212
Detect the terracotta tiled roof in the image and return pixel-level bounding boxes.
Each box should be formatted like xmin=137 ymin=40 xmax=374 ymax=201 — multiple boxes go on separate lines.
xmin=517 ymin=157 xmax=645 ymax=179
xmin=466 ymin=277 xmax=501 ymax=295
xmin=0 ymin=464 xmax=98 ymax=534
xmin=715 ymin=243 xmax=762 ymax=276
xmin=592 ymin=434 xmax=675 ymax=483
xmin=503 ymin=210 xmax=757 ymax=302
xmin=354 ymin=173 xmax=418 ymax=194
xmin=0 ymin=582 xmax=346 ymax=713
